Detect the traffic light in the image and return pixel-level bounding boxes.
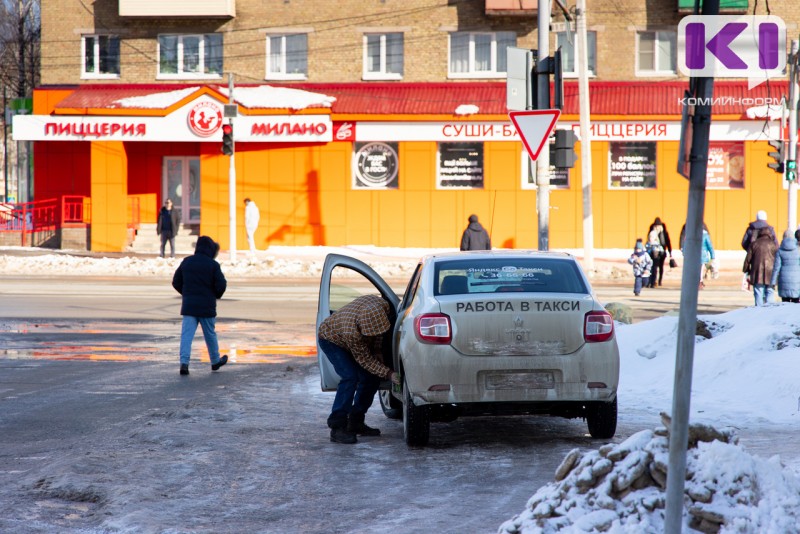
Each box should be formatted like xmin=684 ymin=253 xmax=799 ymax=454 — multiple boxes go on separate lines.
xmin=553 ymin=129 xmax=577 ymax=169
xmin=221 ymin=123 xmax=234 ymax=156
xmin=787 ymin=159 xmax=797 ymax=182
xmin=767 ymin=139 xmax=784 ymax=174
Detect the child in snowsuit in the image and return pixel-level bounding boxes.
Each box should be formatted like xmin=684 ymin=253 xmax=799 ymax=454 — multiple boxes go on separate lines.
xmin=628 ymin=239 xmax=653 ymax=296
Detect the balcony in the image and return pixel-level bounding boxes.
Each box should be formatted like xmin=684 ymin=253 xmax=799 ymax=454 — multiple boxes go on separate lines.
xmin=485 ymin=0 xmax=536 ymax=16
xmin=119 ymin=0 xmax=235 ymax=18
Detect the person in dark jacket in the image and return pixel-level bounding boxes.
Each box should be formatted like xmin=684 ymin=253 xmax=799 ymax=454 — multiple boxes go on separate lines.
xmin=771 ymin=230 xmax=800 ymax=303
xmin=645 ymin=216 xmax=673 ymax=288
xmin=157 ymin=198 xmax=181 ymax=258
xmin=741 ymin=210 xmax=778 ymax=251
xmin=460 ymin=214 xmax=491 ymax=251
xmin=743 ymin=227 xmax=778 ymax=306
xmin=172 ymin=236 xmax=228 ymax=375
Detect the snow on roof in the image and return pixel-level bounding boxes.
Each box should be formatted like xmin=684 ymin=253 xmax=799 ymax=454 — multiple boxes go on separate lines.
xmin=113 ymin=87 xmax=201 ymax=109
xmin=455 ymin=104 xmax=480 ymax=115
xmin=218 ymin=85 xmax=336 ymax=110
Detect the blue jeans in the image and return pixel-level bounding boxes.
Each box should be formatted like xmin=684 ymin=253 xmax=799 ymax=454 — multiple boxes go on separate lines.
xmin=633 ymin=275 xmax=646 ymax=295
xmin=318 ymin=338 xmax=380 ymax=428
xmin=752 ymin=284 xmax=776 ymax=306
xmin=179 ymin=316 xmax=221 ymax=366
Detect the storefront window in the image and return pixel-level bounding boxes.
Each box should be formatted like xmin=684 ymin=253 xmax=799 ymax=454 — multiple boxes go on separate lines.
xmin=706 ymin=141 xmax=745 ymax=189
xmin=437 ymin=142 xmax=484 ymax=189
xmin=609 ymin=142 xmax=657 ymax=189
xmin=353 ymin=142 xmax=399 ymax=189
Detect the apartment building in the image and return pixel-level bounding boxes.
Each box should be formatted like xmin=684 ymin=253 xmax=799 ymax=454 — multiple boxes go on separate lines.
xmin=12 ymin=0 xmax=800 ymax=251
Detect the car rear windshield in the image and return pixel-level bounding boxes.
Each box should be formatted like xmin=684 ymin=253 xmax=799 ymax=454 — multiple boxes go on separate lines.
xmin=434 ymin=258 xmax=589 ymax=296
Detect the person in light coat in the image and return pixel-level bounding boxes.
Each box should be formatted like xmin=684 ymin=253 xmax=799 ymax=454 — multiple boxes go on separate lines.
xmin=244 ymin=198 xmax=261 ymax=254
xmin=627 ymin=239 xmax=653 ymax=297
xmin=770 ymin=230 xmax=800 ymax=303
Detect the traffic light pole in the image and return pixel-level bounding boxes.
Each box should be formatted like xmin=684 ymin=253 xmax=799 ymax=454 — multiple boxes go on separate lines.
xmin=535 ymin=0 xmax=552 ymax=250
xmin=228 ymin=74 xmax=237 ymax=262
xmin=788 ymin=40 xmax=798 ymax=232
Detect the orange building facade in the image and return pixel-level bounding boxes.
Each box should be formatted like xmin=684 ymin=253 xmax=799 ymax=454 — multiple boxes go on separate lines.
xmin=13 ymin=81 xmax=790 ymax=252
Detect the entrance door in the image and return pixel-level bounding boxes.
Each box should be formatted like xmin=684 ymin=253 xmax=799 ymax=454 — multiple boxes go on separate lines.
xmin=163 ymin=157 xmax=201 ymax=224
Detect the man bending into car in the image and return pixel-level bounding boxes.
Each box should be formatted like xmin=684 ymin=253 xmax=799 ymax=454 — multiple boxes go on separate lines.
xmin=318 ymin=294 xmax=401 ymax=444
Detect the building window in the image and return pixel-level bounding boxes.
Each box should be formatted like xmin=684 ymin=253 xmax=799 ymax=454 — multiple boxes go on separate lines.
xmin=266 ymin=34 xmax=308 ymax=80
xmin=82 ymin=35 xmax=120 ymax=78
xmin=556 ymin=31 xmax=596 ymax=77
xmin=437 ymin=142 xmax=484 ymax=189
xmin=363 ymin=33 xmax=404 ymax=80
xmin=636 ymin=31 xmax=676 ymax=75
xmin=448 ymin=32 xmax=516 ymax=78
xmin=158 ymin=34 xmax=223 ymax=79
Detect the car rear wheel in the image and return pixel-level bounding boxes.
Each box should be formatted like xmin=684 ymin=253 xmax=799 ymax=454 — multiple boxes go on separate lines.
xmin=403 ymin=378 xmax=430 ymax=447
xmin=586 ymin=397 xmax=618 ymax=439
xmin=379 ymin=389 xmax=402 ymax=420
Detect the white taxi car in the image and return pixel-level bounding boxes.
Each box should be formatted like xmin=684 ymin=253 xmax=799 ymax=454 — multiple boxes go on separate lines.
xmin=316 ymin=251 xmax=619 ymax=447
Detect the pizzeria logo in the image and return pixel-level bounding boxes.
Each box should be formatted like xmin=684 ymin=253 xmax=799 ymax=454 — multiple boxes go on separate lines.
xmin=187 ymin=102 xmax=223 ymax=138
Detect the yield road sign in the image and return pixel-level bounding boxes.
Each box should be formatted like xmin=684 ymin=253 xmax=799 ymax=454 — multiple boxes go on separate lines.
xmin=508 ymin=109 xmax=561 ymax=161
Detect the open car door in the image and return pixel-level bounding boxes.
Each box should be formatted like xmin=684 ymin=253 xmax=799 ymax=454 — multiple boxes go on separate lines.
xmin=316 ymin=254 xmax=400 ymax=391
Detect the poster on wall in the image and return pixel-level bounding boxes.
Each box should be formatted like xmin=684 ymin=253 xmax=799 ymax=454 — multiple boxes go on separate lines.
xmin=609 ymin=142 xmax=657 ymax=189
xmin=353 ymin=142 xmax=399 ymax=189
xmin=706 ymin=141 xmax=745 ymax=189
xmin=521 ymin=142 xmax=570 ymax=189
xmin=437 ymin=142 xmax=484 ymax=189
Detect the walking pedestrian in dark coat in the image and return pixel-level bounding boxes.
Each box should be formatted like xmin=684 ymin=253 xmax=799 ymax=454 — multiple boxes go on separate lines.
xmin=771 ymin=230 xmax=800 ymax=303
xmin=741 ymin=210 xmax=778 ymax=251
xmin=172 ymin=236 xmax=228 ymax=375
xmin=743 ymin=228 xmax=778 ymax=306
xmin=460 ymin=214 xmax=491 ymax=251
xmin=645 ymin=216 xmax=673 ymax=287
xmin=157 ymin=199 xmax=180 ymax=258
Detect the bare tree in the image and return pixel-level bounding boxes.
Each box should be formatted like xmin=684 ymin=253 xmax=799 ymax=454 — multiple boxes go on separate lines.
xmin=0 ymin=0 xmax=41 ymax=98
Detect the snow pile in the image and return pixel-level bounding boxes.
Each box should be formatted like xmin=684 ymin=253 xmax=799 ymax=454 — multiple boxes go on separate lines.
xmin=113 ymin=87 xmax=200 ymax=109
xmin=499 ymin=414 xmax=800 ymax=534
xmin=455 ymin=104 xmax=480 ymax=115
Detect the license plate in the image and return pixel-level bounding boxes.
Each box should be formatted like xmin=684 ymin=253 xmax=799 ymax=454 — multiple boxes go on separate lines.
xmin=485 ymin=372 xmax=555 ymax=390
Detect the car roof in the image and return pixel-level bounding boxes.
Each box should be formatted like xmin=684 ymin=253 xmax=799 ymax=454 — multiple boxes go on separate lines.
xmin=420 ymin=250 xmax=577 ymax=263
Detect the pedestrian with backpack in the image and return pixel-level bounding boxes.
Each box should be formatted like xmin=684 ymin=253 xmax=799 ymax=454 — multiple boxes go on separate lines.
xmin=645 ymin=216 xmax=673 ymax=288
xmin=628 ymin=239 xmax=653 ymax=296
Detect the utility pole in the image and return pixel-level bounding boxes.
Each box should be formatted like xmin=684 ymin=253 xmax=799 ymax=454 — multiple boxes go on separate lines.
xmin=3 ymin=87 xmax=7 ymax=202
xmin=536 ymin=0 xmax=552 ymax=250
xmin=665 ymin=0 xmax=719 ymax=529
xmin=576 ymin=0 xmax=593 ymax=272
xmin=228 ymin=73 xmax=237 ymax=262
xmin=787 ymin=40 xmax=799 ymax=231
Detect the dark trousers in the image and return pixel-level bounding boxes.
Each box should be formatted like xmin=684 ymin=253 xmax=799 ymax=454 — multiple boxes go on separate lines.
xmin=649 ymin=253 xmax=666 ymax=286
xmin=160 ymin=234 xmax=175 ymax=258
xmin=318 ymin=338 xmax=380 ymax=429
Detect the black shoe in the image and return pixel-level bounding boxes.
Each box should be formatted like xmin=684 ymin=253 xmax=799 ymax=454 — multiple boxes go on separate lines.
xmin=330 ymin=427 xmax=357 ymax=444
xmin=211 ymin=355 xmax=228 ymax=371
xmin=179 ymin=364 xmax=189 ymax=376
xmin=347 ymin=420 xmax=381 ymax=437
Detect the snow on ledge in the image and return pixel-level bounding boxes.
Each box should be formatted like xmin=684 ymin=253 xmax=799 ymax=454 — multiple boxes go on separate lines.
xmin=219 ymin=86 xmax=336 ymax=110
xmin=455 ymin=104 xmax=480 ymax=115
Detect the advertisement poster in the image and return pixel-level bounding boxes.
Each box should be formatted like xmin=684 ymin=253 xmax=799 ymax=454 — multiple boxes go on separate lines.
xmin=706 ymin=141 xmax=745 ymax=189
xmin=353 ymin=142 xmax=399 ymax=189
xmin=438 ymin=142 xmax=484 ymax=189
xmin=609 ymin=142 xmax=657 ymax=189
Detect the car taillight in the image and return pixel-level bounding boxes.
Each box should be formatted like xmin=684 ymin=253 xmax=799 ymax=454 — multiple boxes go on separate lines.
xmin=584 ymin=310 xmax=614 ymax=342
xmin=415 ymin=313 xmax=452 ymax=344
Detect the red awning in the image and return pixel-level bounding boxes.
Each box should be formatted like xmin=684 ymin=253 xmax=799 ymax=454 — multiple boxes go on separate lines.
xmin=47 ymin=81 xmax=789 ymax=118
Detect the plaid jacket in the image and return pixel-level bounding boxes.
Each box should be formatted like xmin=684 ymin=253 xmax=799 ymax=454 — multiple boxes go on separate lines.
xmin=318 ymin=294 xmax=393 ymax=379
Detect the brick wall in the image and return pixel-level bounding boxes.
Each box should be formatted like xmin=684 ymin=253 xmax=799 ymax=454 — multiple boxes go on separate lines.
xmin=38 ymin=1 xmax=800 ymax=85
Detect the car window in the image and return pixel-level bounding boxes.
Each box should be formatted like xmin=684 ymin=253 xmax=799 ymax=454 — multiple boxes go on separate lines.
xmin=329 ymin=265 xmax=390 ymax=312
xmin=434 ymin=258 xmax=588 ymax=295
xmin=399 ymin=263 xmax=422 ymax=310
